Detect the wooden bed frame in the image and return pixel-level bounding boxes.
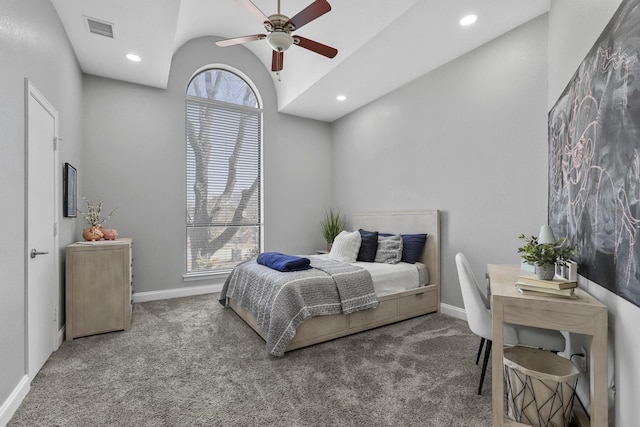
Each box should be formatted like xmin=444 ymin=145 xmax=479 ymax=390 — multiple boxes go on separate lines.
xmin=227 ymin=210 xmax=441 ymax=353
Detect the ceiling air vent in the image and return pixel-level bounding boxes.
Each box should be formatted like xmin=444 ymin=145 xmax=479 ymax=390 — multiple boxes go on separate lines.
xmin=85 ymin=16 xmax=114 ymax=38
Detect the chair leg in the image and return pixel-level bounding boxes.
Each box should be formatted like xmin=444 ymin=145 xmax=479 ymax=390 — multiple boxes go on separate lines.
xmin=478 ymin=340 xmax=492 ymax=395
xmin=475 ymin=338 xmax=485 ymax=365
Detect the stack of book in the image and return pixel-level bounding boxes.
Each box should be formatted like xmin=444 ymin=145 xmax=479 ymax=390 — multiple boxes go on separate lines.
xmin=514 ymin=273 xmax=577 ymax=298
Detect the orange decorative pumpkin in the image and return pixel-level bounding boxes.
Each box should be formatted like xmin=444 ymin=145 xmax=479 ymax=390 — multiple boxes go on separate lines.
xmin=83 ymin=226 xmax=103 ymax=241
xmin=102 ymin=229 xmax=118 ymax=240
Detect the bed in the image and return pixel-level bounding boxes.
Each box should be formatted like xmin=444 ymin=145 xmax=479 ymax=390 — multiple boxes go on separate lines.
xmin=220 ymin=210 xmax=441 ymax=356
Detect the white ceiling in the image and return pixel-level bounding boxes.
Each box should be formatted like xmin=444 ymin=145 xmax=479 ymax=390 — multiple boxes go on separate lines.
xmin=50 ymin=0 xmax=550 ymax=122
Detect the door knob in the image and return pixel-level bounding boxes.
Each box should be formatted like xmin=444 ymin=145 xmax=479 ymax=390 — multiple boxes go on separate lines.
xmin=30 ymin=249 xmax=49 ymax=258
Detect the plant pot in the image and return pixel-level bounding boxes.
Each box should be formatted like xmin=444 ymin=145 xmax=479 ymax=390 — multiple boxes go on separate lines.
xmin=535 ymin=264 xmax=555 ymax=280
xmin=83 ymin=226 xmax=103 ymax=241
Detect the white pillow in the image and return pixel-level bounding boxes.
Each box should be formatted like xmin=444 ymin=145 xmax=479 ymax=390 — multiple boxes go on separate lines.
xmin=328 ymin=230 xmax=361 ymax=263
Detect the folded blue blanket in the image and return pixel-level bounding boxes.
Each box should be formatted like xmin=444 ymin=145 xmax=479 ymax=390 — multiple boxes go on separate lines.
xmin=256 ymin=252 xmax=312 ymax=272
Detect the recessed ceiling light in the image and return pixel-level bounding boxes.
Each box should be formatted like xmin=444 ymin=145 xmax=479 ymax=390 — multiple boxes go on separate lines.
xmin=336 ymin=95 xmax=347 ymax=101
xmin=460 ymin=14 xmax=477 ymax=26
xmin=126 ymin=53 xmax=141 ymax=62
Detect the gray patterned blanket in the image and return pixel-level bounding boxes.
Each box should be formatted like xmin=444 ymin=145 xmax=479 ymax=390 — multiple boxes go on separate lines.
xmin=219 ymin=256 xmax=378 ymax=356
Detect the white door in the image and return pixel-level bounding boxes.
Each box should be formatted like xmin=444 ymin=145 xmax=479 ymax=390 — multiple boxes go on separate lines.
xmin=26 ymin=80 xmax=60 ymax=380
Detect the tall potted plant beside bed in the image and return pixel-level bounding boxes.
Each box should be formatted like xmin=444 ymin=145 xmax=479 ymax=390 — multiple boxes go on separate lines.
xmin=320 ymin=209 xmax=345 ymax=252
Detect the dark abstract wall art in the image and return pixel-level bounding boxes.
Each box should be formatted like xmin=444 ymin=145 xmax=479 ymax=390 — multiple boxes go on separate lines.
xmin=548 ymin=0 xmax=640 ymax=307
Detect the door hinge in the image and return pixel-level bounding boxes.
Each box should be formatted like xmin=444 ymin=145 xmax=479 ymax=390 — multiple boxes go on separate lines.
xmin=53 ymin=308 xmax=57 ymax=323
xmin=53 ymin=136 xmax=62 ymax=150
xmin=53 ymin=222 xmax=58 ymax=236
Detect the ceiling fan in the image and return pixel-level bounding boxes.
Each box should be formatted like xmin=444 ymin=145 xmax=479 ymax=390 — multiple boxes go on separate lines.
xmin=215 ymin=0 xmax=338 ymax=72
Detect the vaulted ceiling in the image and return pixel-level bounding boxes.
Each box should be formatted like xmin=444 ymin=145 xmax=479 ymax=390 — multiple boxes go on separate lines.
xmin=50 ymin=0 xmax=550 ymax=122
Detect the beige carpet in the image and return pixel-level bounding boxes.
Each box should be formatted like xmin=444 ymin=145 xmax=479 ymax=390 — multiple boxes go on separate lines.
xmin=9 ymin=294 xmax=491 ymax=426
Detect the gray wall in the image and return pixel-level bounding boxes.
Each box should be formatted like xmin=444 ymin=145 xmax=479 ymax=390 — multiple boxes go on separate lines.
xmin=331 ymin=15 xmax=549 ymax=310
xmin=549 ymin=0 xmax=640 ymax=424
xmin=81 ymin=36 xmax=332 ymax=295
xmin=0 ymin=0 xmax=83 ymax=413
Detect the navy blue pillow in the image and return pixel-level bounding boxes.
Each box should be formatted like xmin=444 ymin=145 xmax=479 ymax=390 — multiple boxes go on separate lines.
xmin=401 ymin=234 xmax=428 ymax=264
xmin=357 ymin=229 xmax=378 ymax=262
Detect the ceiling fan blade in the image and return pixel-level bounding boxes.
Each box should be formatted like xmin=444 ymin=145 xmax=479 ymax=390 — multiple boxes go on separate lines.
xmin=293 ymin=36 xmax=337 ymax=58
xmin=272 ymin=50 xmax=284 ymax=72
xmin=216 ymin=34 xmax=265 ymax=47
xmin=236 ymin=0 xmax=271 ymax=25
xmin=286 ymin=0 xmax=331 ymax=31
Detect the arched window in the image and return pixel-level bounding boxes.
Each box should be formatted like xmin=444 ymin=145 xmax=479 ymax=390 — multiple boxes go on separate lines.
xmin=185 ymin=67 xmax=262 ymax=274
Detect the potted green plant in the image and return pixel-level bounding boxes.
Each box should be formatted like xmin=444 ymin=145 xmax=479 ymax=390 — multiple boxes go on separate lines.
xmin=517 ymin=234 xmax=577 ymax=280
xmin=320 ymin=209 xmax=345 ymax=252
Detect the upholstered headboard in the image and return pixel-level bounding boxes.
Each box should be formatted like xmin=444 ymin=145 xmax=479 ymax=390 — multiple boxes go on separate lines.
xmin=351 ymin=210 xmax=441 ymax=286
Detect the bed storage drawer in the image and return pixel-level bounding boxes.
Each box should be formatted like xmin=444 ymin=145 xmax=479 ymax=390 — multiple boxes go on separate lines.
xmin=295 ymin=314 xmax=348 ymax=338
xmin=349 ymin=298 xmax=398 ymax=328
xmin=398 ymin=286 xmax=438 ymax=317
xmin=288 ymin=314 xmax=349 ymax=351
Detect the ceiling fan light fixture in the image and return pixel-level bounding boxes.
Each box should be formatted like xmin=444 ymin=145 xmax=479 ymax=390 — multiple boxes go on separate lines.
xmin=267 ymin=31 xmax=294 ymax=52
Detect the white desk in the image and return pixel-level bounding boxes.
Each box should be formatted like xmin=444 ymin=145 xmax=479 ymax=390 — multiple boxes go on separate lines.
xmin=488 ymin=264 xmax=608 ymax=426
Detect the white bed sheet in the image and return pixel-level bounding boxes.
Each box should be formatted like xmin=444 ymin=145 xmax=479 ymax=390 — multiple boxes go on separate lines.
xmin=312 ymin=254 xmax=428 ymax=296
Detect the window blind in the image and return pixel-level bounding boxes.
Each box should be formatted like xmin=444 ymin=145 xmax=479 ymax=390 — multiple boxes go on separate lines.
xmin=185 ymin=94 xmax=262 ymax=273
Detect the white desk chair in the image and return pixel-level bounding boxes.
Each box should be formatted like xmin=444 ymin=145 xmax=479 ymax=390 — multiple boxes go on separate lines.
xmin=473 ymin=273 xmax=491 ymax=366
xmin=455 ymin=252 xmax=565 ymax=394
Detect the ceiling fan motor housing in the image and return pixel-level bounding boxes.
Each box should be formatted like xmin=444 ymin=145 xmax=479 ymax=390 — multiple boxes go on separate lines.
xmin=266 ymin=14 xmax=294 ymax=31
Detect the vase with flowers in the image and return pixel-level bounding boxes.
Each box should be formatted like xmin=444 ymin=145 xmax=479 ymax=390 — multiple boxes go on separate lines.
xmin=78 ymin=196 xmax=118 ymax=241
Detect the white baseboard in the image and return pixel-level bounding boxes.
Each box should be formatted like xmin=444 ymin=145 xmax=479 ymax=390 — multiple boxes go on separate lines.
xmin=440 ymin=303 xmax=467 ymax=321
xmin=133 ymin=284 xmax=222 ymax=303
xmin=0 ymin=375 xmax=29 ymax=427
